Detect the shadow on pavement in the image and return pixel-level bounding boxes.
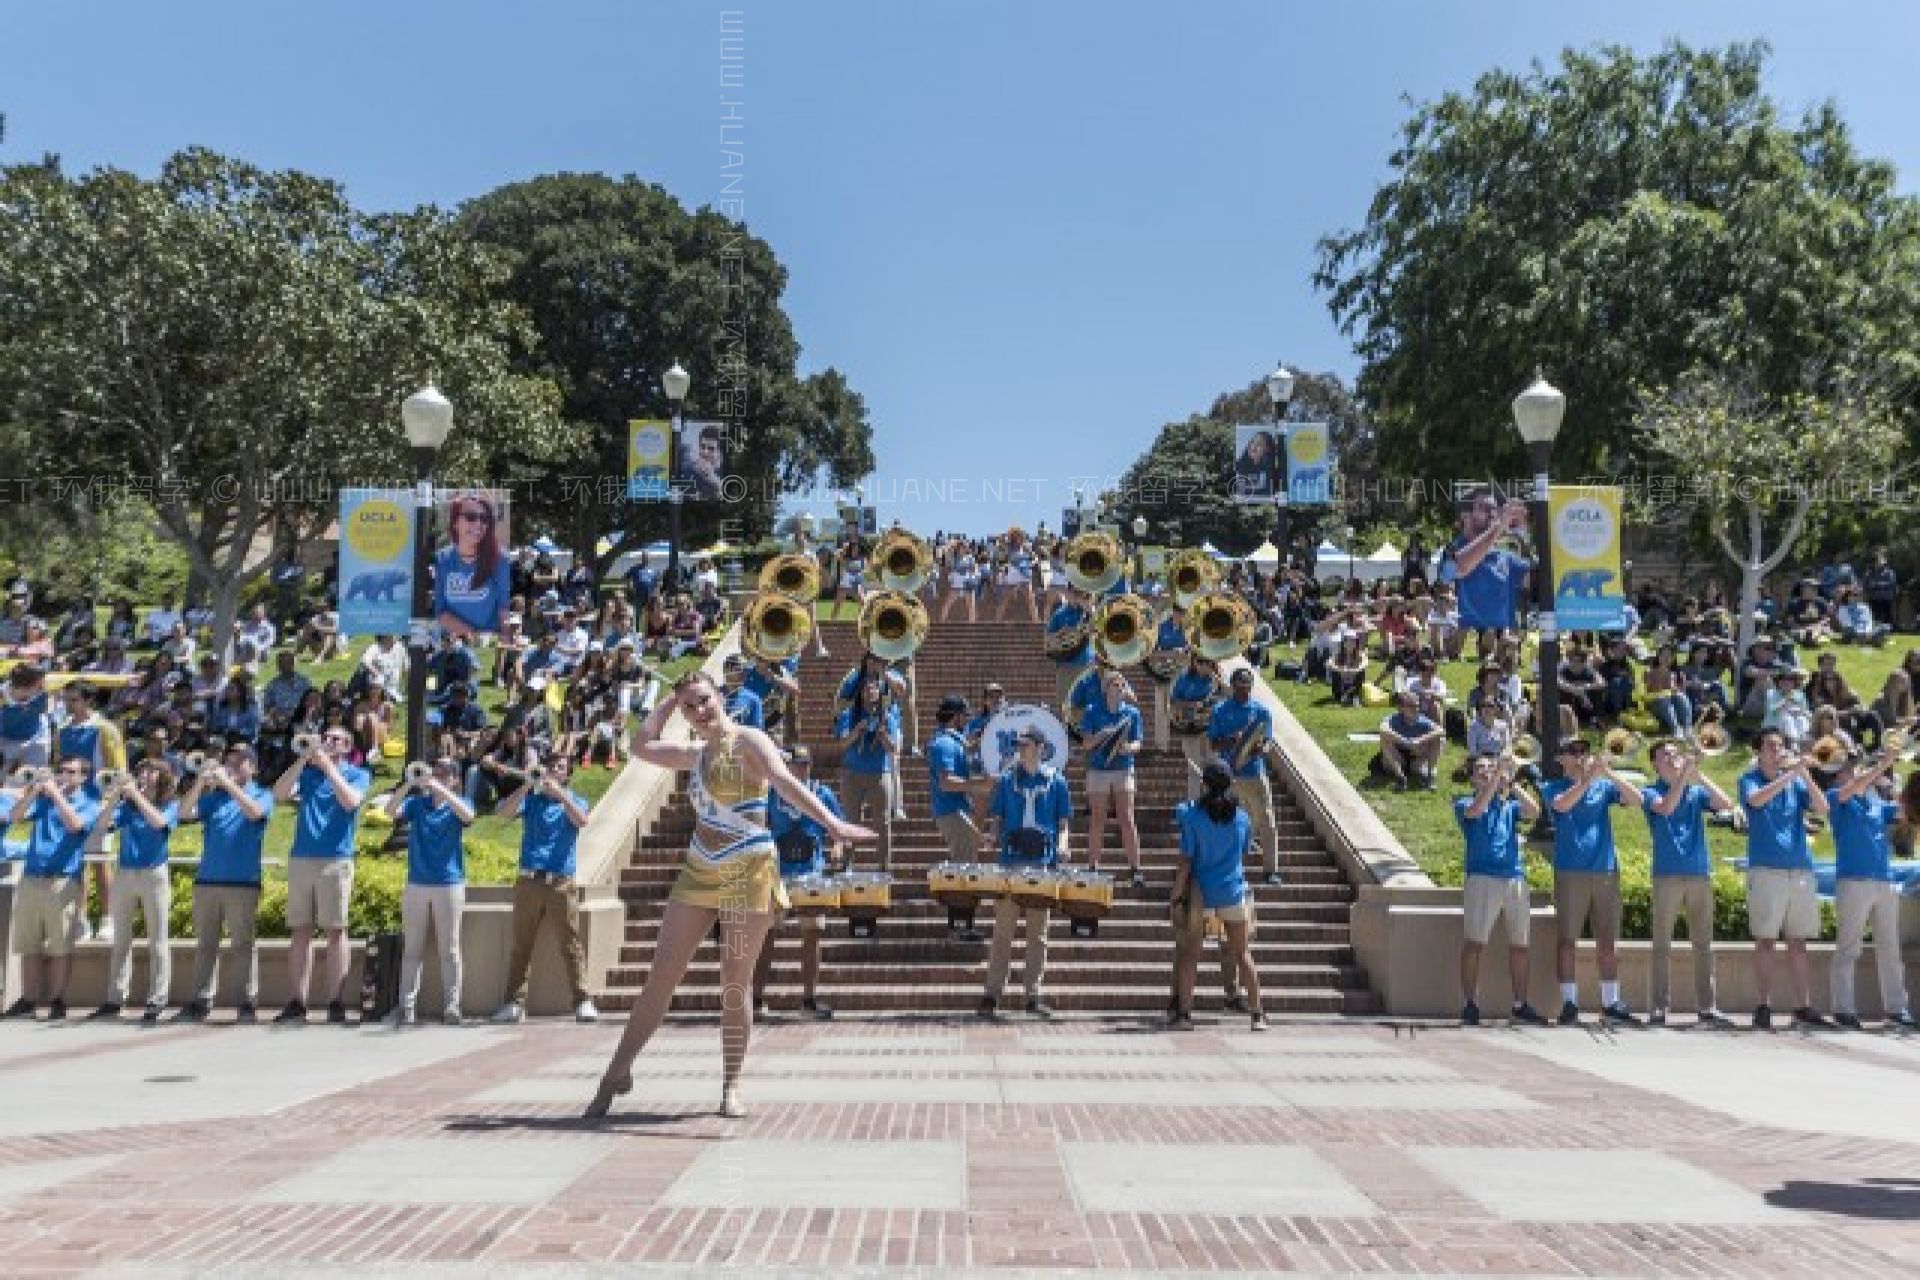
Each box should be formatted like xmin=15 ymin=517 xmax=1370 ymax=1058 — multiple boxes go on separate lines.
xmin=1766 ymin=1178 xmax=1920 ymax=1220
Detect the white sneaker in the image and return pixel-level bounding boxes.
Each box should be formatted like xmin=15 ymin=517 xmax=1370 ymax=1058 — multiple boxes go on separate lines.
xmin=491 ymin=1003 xmax=524 ymax=1024
xmin=92 ymin=920 xmax=114 ymax=947
xmin=443 ymin=1007 xmax=463 ymax=1026
xmin=388 ymin=1006 xmax=416 ymax=1027
xmin=574 ymin=999 xmax=599 ymax=1023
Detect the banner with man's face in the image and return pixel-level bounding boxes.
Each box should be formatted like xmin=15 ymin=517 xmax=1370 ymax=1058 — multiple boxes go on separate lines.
xmin=678 ymin=421 xmax=727 ymax=501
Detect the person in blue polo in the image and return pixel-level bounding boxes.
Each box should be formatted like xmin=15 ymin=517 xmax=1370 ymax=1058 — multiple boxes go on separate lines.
xmin=980 ymin=726 xmax=1072 ymax=1020
xmin=493 ymin=756 xmax=596 ymax=1024
xmin=1170 ymin=761 xmax=1269 ymax=1030
xmin=1205 ymin=667 xmax=1283 ymax=885
xmin=1045 ymin=586 xmax=1094 ymax=712
xmin=721 ymin=654 xmax=765 ymax=731
xmin=272 ymin=726 xmax=368 ymax=1025
xmin=85 ymin=759 xmax=181 ymax=1022
xmin=176 ymin=744 xmax=274 ymax=1022
xmin=382 ymin=756 xmax=475 ymax=1026
xmin=1082 ymin=667 xmax=1146 ymax=889
xmin=1456 ymin=753 xmax=1546 ymax=1028
xmin=1739 ymin=728 xmax=1831 ymax=1030
xmin=1825 ymin=747 xmax=1914 ymax=1029
xmin=2 ymin=757 xmax=99 ymax=1020
xmin=1440 ymin=487 xmax=1531 ymax=649
xmin=1149 ymin=601 xmax=1189 ymax=750
xmin=754 ymin=745 xmax=842 ymax=1020
xmin=1641 ymin=741 xmax=1734 ymax=1026
xmin=1541 ymin=739 xmax=1642 ymax=1026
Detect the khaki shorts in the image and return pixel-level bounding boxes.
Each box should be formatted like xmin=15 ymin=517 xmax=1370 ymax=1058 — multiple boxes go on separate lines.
xmin=1085 ymin=768 xmax=1136 ymax=799
xmin=1747 ymin=867 xmax=1819 ymax=941
xmin=10 ymin=876 xmax=81 ymax=957
xmin=286 ymin=857 xmax=355 ymax=930
xmin=1463 ymin=874 xmax=1531 ymax=947
xmin=1209 ymin=900 xmax=1253 ymax=925
xmin=934 ymin=810 xmax=981 ymax=860
xmin=1553 ymin=871 xmax=1622 ymax=943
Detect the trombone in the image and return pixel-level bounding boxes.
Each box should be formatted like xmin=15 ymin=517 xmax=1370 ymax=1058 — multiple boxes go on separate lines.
xmin=95 ymin=768 xmax=130 ymax=797
xmin=1693 ymin=721 xmax=1731 ymax=757
xmin=1508 ymin=734 xmax=1543 ymax=767
xmin=291 ymin=732 xmax=318 ymax=757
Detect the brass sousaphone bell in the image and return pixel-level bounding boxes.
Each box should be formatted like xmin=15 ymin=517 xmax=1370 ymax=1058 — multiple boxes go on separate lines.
xmin=858 ymin=589 xmax=929 ymax=662
xmin=1092 ymin=593 xmax=1156 ymax=668
xmin=873 ymin=528 xmax=934 ymax=594
xmin=757 ymin=553 xmax=821 ymax=603
xmin=1165 ymin=548 xmax=1221 ymax=610
xmin=1064 ymin=530 xmax=1124 ymax=595
xmin=743 ymin=593 xmax=814 ymax=662
xmin=1182 ymin=591 xmax=1256 ymax=662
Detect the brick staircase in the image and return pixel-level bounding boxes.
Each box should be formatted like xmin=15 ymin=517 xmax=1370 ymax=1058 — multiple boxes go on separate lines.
xmin=598 ymin=618 xmax=1381 ymax=1015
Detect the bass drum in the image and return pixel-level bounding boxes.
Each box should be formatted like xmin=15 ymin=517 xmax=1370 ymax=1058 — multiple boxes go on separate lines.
xmin=979 ymin=703 xmax=1071 ymax=777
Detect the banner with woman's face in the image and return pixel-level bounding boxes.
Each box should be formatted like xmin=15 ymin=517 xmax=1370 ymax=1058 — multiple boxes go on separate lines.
xmin=433 ymin=488 xmax=513 ymax=637
xmin=1231 ymin=425 xmax=1281 ymax=504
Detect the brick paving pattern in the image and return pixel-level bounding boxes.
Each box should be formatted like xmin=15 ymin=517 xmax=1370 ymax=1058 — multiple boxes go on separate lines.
xmin=1 ymin=1014 xmax=1917 ymax=1275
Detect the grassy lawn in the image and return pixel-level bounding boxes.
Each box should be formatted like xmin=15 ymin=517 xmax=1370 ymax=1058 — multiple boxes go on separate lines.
xmin=1269 ymin=638 xmax=1914 ymax=938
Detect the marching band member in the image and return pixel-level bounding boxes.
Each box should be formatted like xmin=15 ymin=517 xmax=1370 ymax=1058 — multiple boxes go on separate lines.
xmin=1171 ymin=653 xmax=1223 ymax=802
xmin=836 ymin=677 xmax=900 ymax=870
xmin=964 ymin=683 xmax=1006 ymax=822
xmin=1045 ymin=585 xmax=1094 ymax=713
xmin=1206 ymin=668 xmax=1283 ymax=885
xmin=176 ymin=745 xmax=273 ymax=1022
xmin=744 ymin=652 xmax=802 ymax=748
xmin=1826 ymin=747 xmax=1914 ymax=1028
xmin=1642 ymin=740 xmax=1734 ymax=1025
xmin=939 ymin=536 xmax=980 ymax=624
xmin=1169 ymin=761 xmax=1269 ymax=1030
xmin=85 ymin=759 xmax=179 ymax=1022
xmin=588 ymin=671 xmax=873 ymax=1119
xmin=754 ymin=745 xmax=843 ymax=1020
xmin=1740 ymin=728 xmax=1831 ymax=1029
xmin=383 ymin=756 xmax=474 ymax=1026
xmin=837 ymin=652 xmax=910 ymax=821
xmin=1066 ymin=659 xmax=1107 ymax=741
xmin=1455 ymin=753 xmax=1546 ymax=1027
xmin=721 ymin=654 xmax=765 ymax=730
xmin=929 ymin=694 xmax=984 ymax=862
xmin=1082 ymin=668 xmax=1146 ymax=889
xmin=1151 ymin=602 xmax=1189 ymax=750
xmin=979 ymin=725 xmax=1071 ymax=1019
xmin=272 ymin=726 xmax=368 ymax=1024
xmin=0 ymin=664 xmax=50 ymax=775
xmin=492 ymin=756 xmax=597 ymax=1024
xmin=1543 ymin=740 xmax=1643 ymax=1026
xmin=53 ymin=682 xmax=125 ymax=945
xmin=1 ymin=757 xmax=99 ymax=1020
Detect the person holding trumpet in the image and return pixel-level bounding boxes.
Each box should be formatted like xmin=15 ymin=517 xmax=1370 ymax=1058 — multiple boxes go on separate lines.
xmin=1824 ymin=740 xmax=1915 ymax=1029
xmin=492 ymin=756 xmax=596 ymax=1025
xmin=2 ymin=758 xmax=100 ymax=1020
xmin=1542 ymin=739 xmax=1644 ymax=1026
xmin=1640 ymin=740 xmax=1735 ymax=1026
xmin=272 ymin=728 xmax=369 ymax=1025
xmin=835 ymin=675 xmax=900 ymax=871
xmin=382 ymin=758 xmax=475 ymax=1026
xmin=173 ymin=745 xmax=274 ymax=1022
xmin=84 ymin=761 xmax=179 ymax=1022
xmin=1740 ymin=729 xmax=1831 ymax=1029
xmin=979 ymin=725 xmax=1073 ymax=1020
xmin=1455 ymin=751 xmax=1548 ymax=1027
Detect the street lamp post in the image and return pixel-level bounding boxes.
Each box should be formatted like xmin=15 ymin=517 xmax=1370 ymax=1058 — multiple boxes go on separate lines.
xmin=662 ymin=360 xmax=691 ymax=592
xmin=1513 ymin=369 xmax=1569 ymax=804
xmin=1071 ymin=485 xmax=1086 ymax=539
xmin=1342 ymin=523 xmax=1355 ymax=582
xmin=401 ymin=385 xmax=454 ymax=769
xmin=1267 ymin=365 xmax=1295 ymax=567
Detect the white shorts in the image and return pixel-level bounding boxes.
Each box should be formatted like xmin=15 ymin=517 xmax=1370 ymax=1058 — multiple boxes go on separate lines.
xmin=949 ymin=573 xmax=976 ymax=591
xmin=1748 ymin=867 xmax=1819 ymax=941
xmin=999 ymin=570 xmax=1030 ymax=589
xmin=1085 ymin=768 xmax=1136 ymax=799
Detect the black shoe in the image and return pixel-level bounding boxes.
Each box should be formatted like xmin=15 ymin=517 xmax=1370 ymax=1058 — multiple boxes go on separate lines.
xmin=1461 ymin=1001 xmax=1481 ymax=1027
xmin=274 ymin=1001 xmax=308 ymax=1025
xmin=2 ymin=998 xmax=34 ymax=1019
xmin=1752 ymin=1003 xmax=1772 ymax=1030
xmin=1891 ymin=1010 xmax=1917 ymax=1030
xmin=87 ymin=1003 xmax=123 ymax=1022
xmin=326 ymin=1001 xmax=349 ymax=1025
xmin=1793 ymin=1006 xmax=1831 ymax=1029
xmin=236 ymin=1003 xmax=258 ymax=1025
xmin=1557 ymin=1000 xmax=1581 ymax=1027
xmin=801 ymin=997 xmax=834 ymax=1021
xmin=1697 ymin=1009 xmax=1732 ymax=1027
xmin=977 ymin=997 xmax=999 ymax=1020
xmin=1834 ymin=1013 xmax=1863 ymax=1030
xmin=1511 ymin=1003 xmax=1548 ymax=1027
xmin=1602 ymin=1003 xmax=1643 ymax=1027
xmin=1130 ymin=871 xmax=1147 ymax=891
xmin=1025 ymin=998 xmax=1054 ymax=1020
xmin=1223 ymin=994 xmax=1251 ymax=1015
xmin=142 ymin=1004 xmax=163 ymax=1025
xmin=1167 ymin=1009 xmax=1195 ymax=1030
xmin=1648 ymin=1010 xmax=1667 ymax=1027
xmin=173 ymin=1001 xmax=209 ymax=1024
xmin=1391 ymin=776 xmax=1407 ymax=792
xmin=1264 ymin=871 xmax=1285 ymax=886
xmin=953 ymin=928 xmax=987 ymax=943
xmin=47 ymin=1000 xmax=67 ymax=1021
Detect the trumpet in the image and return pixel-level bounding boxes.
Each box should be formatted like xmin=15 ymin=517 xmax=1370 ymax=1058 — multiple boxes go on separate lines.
xmin=526 ymin=762 xmax=550 ymax=786
xmin=1693 ymin=722 xmax=1731 ymax=757
xmin=857 ymin=589 xmax=929 ymax=662
xmin=1509 ymin=734 xmax=1543 ymax=766
xmin=743 ymin=592 xmax=814 ymax=662
xmin=1064 ymin=530 xmax=1124 ymax=595
xmin=1182 ymin=592 xmax=1256 ymax=663
xmin=1092 ymin=594 xmax=1155 ymax=668
xmin=1600 ymin=727 xmax=1643 ymax=768
xmin=95 ymin=768 xmax=129 ymax=796
xmin=404 ymin=760 xmax=434 ymax=786
xmin=291 ymin=732 xmax=318 ymax=757
xmin=7 ymin=765 xmax=48 ymax=789
xmin=1165 ymin=548 xmax=1221 ymax=610
xmin=757 ymin=553 xmax=821 ymax=603
xmin=873 ymin=528 xmax=934 ymax=594
xmin=182 ymin=750 xmax=208 ymax=774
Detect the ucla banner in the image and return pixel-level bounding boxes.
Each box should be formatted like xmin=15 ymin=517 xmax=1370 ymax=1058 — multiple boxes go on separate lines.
xmin=627 ymin=419 xmax=671 ymax=500
xmin=1549 ymin=485 xmax=1625 ymax=631
xmin=338 ymin=489 xmax=415 ymax=637
xmin=1230 ymin=425 xmax=1282 ymax=504
xmin=1285 ymin=421 xmax=1333 ymax=506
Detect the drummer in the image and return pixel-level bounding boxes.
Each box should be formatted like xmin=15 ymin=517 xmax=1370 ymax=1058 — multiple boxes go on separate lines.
xmin=753 ymin=746 xmax=842 ymax=1020
xmin=979 ymin=725 xmax=1073 ymax=1020
xmin=929 ymin=694 xmax=988 ymax=941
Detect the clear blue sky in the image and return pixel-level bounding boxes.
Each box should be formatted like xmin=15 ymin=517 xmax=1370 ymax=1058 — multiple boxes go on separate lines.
xmin=6 ymin=1 xmax=1916 ymax=537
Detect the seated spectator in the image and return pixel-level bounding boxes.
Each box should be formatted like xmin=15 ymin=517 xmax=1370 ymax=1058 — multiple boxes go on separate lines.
xmin=1378 ymin=691 xmax=1444 ymax=791
xmin=1398 ymin=657 xmax=1448 ymax=723
xmin=1863 ymin=549 xmax=1900 ymax=629
xmin=1762 ymin=667 xmax=1814 ymax=751
xmin=1466 ymin=697 xmax=1514 ymax=762
xmin=1643 ymin=643 xmax=1694 ymax=741
xmin=1785 ymin=579 xmax=1834 ymax=648
xmin=1326 ymin=633 xmax=1368 ymax=706
xmin=86 ymin=636 xmax=134 ymax=677
xmin=1809 ymin=651 xmax=1882 ymax=749
xmin=140 ymin=599 xmax=181 ymax=650
xmin=520 ymin=631 xmax=562 ymax=686
xmin=641 ymin=595 xmax=671 ymax=658
xmin=550 ymin=609 xmax=590 ymax=675
xmin=428 ymin=634 xmax=478 ymax=693
xmin=466 ymin=725 xmax=536 ymax=810
xmin=358 ymin=634 xmax=408 ymax=702
xmin=1737 ymin=638 xmax=1784 ymax=721
xmin=209 ymin=678 xmax=262 ymax=746
xmin=1834 ymin=587 xmax=1888 ymax=646
xmin=1556 ymin=645 xmax=1607 ymax=726
xmin=493 ymin=614 xmax=529 ymax=694
xmin=1375 ymin=599 xmax=1413 ymax=662
xmin=1870 ymin=670 xmax=1914 ymax=739
xmin=7 ymin=619 xmax=54 ymax=664
xmin=161 ymin=620 xmax=196 ymax=667
xmin=1597 ymin=636 xmax=1637 ymax=717
xmin=104 ymin=600 xmax=139 ymax=648
xmin=432 ymin=681 xmax=489 ymax=763
xmin=1425 ymin=583 xmax=1463 ymax=659
xmin=667 ymin=594 xmax=706 ymax=658
xmin=188 ymin=655 xmax=227 ymax=718
xmin=52 ymin=597 xmax=95 ymax=651
xmin=237 ymin=604 xmax=277 ymax=664
xmin=295 ymin=607 xmax=343 ymax=662
xmin=500 ymin=677 xmax=555 ymax=752
xmin=352 ymin=685 xmax=394 ymax=762
xmin=694 ymin=581 xmax=729 ymax=633
xmin=1820 ymin=557 xmax=1858 ymax=601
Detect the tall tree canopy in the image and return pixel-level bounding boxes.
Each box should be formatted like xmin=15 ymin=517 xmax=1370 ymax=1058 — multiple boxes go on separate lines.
xmin=1315 ymin=41 xmax=1920 ymax=494
xmin=0 ymin=147 xmax=568 ymax=655
xmin=458 ymin=174 xmax=874 ymax=572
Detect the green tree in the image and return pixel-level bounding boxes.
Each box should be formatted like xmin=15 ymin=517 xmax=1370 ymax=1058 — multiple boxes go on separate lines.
xmin=1316 ymin=41 xmax=1920 ymax=497
xmin=458 ymin=174 xmax=874 ymax=573
xmin=1637 ymin=367 xmax=1904 ymax=656
xmin=0 ymin=498 xmax=189 ymax=608
xmin=1111 ymin=369 xmax=1377 ymax=558
xmin=0 ymin=147 xmax=568 ymax=661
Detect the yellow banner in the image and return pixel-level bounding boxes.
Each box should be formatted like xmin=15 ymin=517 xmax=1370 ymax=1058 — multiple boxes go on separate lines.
xmin=627 ymin=419 xmax=671 ymax=501
xmin=1548 ymin=485 xmax=1624 ymax=630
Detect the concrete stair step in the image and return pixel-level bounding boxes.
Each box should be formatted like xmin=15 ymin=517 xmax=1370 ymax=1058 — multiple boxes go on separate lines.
xmin=595 ymin=983 xmax=1383 ymax=1015
xmin=617 ymin=938 xmax=1358 ymax=965
xmin=605 ymin=961 xmax=1371 ymax=988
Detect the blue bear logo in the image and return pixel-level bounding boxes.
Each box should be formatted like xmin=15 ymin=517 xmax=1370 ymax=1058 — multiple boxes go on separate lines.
xmin=344 ymin=569 xmax=409 ymax=604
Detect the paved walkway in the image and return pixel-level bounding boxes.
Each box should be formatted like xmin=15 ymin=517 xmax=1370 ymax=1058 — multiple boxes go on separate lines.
xmin=1 ymin=1013 xmax=1918 ymax=1275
